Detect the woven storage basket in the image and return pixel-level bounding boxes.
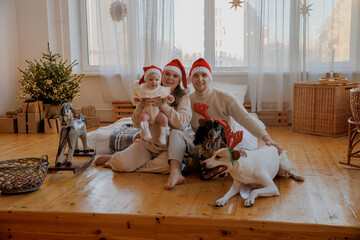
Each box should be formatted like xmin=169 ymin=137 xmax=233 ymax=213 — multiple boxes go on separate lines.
xmin=0 ymin=155 xmax=48 ymax=194
xmin=293 ymin=81 xmax=358 ymax=137
xmin=350 ymin=88 xmax=360 ymax=122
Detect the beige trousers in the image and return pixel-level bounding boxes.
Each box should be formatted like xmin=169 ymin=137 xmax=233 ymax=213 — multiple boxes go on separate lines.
xmin=107 ymin=138 xmax=170 ymax=174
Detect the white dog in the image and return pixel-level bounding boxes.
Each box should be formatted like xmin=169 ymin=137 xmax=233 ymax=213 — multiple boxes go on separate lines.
xmin=201 ymin=143 xmax=304 ymax=207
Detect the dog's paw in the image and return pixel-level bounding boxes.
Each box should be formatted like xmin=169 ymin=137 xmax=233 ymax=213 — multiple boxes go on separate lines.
xmin=290 ymin=172 xmax=305 ymax=182
xmin=244 ymin=198 xmax=254 ymax=207
xmin=295 ymin=175 xmax=305 ymax=182
xmin=215 ymin=198 xmax=227 ymax=207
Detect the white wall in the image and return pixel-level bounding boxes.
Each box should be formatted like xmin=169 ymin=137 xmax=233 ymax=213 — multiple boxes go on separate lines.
xmin=0 ymin=0 xmax=20 ymax=115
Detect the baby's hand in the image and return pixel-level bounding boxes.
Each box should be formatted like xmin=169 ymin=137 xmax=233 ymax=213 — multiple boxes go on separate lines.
xmin=134 ymin=96 xmax=142 ymax=103
xmin=166 ymin=95 xmax=175 ymax=103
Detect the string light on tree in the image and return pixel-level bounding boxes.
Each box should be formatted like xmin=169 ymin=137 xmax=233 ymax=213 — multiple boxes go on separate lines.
xmin=229 ymin=0 xmax=244 ymax=11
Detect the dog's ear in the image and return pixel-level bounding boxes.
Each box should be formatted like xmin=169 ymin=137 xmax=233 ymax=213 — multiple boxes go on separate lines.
xmin=232 ymin=150 xmax=241 ymax=160
xmin=193 ymin=126 xmax=206 ymax=145
xmin=220 ymin=142 xmax=227 ymax=148
xmin=198 ymin=118 xmax=207 ymax=127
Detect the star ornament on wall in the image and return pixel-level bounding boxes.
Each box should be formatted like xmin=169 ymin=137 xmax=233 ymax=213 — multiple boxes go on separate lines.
xmin=300 ymin=1 xmax=314 ymax=17
xmin=229 ymin=0 xmax=244 ymax=11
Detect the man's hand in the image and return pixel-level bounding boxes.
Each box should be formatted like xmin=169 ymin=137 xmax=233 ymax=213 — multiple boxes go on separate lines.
xmin=262 ymin=135 xmax=283 ymax=155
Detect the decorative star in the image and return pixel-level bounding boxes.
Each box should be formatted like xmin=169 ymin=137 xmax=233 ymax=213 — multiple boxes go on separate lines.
xmin=229 ymin=0 xmax=244 ymax=11
xmin=300 ymin=1 xmax=313 ymax=17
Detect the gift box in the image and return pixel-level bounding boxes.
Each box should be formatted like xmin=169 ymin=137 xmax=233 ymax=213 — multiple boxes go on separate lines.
xmin=81 ymin=106 xmax=96 ymax=117
xmin=44 ymin=118 xmax=60 ymax=134
xmin=85 ymin=116 xmax=100 ymax=128
xmin=17 ymin=111 xmax=45 ymax=134
xmin=43 ymin=104 xmax=62 ymax=118
xmin=21 ymin=101 xmax=44 ymax=113
xmin=0 ymin=116 xmax=17 ymax=133
xmin=6 ymin=110 xmax=20 ymax=118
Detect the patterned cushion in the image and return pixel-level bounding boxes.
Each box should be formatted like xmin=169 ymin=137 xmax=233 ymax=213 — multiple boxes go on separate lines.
xmin=109 ymin=124 xmax=141 ymax=153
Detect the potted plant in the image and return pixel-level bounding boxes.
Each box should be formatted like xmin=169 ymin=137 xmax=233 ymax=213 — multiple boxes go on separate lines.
xmin=18 ymin=43 xmax=84 ymax=117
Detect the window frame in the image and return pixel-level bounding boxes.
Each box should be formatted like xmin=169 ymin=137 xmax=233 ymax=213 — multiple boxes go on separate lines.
xmin=204 ymin=0 xmax=248 ymax=73
xmin=80 ymin=0 xmax=249 ymax=74
xmin=80 ymin=0 xmax=99 ymax=74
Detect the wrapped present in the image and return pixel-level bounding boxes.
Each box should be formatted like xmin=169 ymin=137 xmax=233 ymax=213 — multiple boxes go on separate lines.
xmin=85 ymin=116 xmax=100 ymax=128
xmin=44 ymin=118 xmax=60 ymax=134
xmin=43 ymin=104 xmax=62 ymax=118
xmin=0 ymin=116 xmax=17 ymax=133
xmin=21 ymin=101 xmax=43 ymax=113
xmin=81 ymin=106 xmax=96 ymax=117
xmin=6 ymin=110 xmax=20 ymax=118
xmin=17 ymin=111 xmax=45 ymax=134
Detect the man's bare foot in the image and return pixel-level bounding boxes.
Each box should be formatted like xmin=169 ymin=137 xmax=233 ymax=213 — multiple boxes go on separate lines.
xmin=164 ymin=160 xmax=185 ymax=190
xmin=94 ymin=155 xmax=111 ymax=166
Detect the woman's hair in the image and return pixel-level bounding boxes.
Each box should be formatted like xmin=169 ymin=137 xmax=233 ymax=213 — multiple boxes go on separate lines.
xmin=170 ymin=84 xmax=186 ymax=109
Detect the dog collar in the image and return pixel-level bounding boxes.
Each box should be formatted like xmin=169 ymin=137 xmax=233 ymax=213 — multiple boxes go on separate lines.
xmin=226 ymin=147 xmax=234 ymax=166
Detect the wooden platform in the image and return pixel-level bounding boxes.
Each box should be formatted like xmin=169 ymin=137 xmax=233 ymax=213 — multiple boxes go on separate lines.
xmin=244 ymin=102 xmax=289 ymax=126
xmin=0 ymin=126 xmax=360 ymax=239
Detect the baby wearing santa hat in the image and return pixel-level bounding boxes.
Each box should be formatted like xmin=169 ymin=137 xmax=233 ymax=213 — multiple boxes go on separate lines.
xmin=134 ymin=65 xmax=174 ymax=145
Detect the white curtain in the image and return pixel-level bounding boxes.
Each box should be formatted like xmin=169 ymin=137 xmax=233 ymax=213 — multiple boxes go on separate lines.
xmin=96 ymin=0 xmax=174 ymax=101
xmin=246 ymin=0 xmax=360 ymax=112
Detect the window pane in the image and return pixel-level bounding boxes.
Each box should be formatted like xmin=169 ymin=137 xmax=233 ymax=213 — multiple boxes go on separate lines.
xmin=306 ymin=0 xmax=352 ymax=63
xmin=86 ymin=0 xmax=99 ymax=66
xmin=174 ymin=0 xmax=204 ymax=67
xmin=215 ymin=0 xmax=245 ymax=67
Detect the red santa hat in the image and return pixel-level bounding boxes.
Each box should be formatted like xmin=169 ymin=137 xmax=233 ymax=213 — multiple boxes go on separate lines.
xmin=138 ymin=65 xmax=162 ymax=85
xmin=189 ymin=58 xmax=212 ymax=81
xmin=163 ymin=59 xmax=188 ymax=92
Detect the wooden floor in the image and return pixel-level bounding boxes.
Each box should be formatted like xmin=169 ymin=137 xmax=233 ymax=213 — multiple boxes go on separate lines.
xmin=0 ymin=126 xmax=360 ymax=239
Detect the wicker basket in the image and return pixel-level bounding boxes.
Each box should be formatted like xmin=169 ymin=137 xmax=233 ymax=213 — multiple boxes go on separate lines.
xmin=0 ymin=155 xmax=49 ymax=194
xmin=293 ymin=82 xmax=358 ymax=137
xmin=350 ymin=88 xmax=360 ymax=122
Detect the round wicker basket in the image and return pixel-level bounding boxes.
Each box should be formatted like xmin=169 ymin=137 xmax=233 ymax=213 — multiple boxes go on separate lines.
xmin=0 ymin=155 xmax=49 ymax=194
xmin=350 ymin=88 xmax=360 ymax=122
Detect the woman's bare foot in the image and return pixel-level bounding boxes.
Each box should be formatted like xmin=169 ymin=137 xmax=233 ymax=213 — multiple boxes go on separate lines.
xmin=164 ymin=160 xmax=185 ymax=190
xmin=94 ymin=155 xmax=111 ymax=166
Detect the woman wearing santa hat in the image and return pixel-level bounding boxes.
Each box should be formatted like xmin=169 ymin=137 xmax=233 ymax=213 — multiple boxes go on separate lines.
xmin=95 ymin=59 xmax=191 ymax=190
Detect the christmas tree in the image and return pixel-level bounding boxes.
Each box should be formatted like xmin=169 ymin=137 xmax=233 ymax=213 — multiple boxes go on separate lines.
xmin=18 ymin=43 xmax=83 ymax=105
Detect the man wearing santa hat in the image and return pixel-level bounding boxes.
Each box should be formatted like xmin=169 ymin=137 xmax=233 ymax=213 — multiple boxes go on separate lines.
xmin=165 ymin=58 xmax=282 ymax=190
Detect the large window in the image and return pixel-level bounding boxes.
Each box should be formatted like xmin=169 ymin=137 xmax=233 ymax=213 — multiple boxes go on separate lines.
xmin=83 ymin=0 xmax=246 ymax=72
xmin=82 ymin=0 xmax=354 ymax=72
xmin=174 ymin=0 xmax=246 ymax=69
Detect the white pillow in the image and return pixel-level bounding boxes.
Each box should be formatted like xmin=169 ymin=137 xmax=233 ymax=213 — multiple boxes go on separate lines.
xmin=211 ymin=82 xmax=248 ymax=104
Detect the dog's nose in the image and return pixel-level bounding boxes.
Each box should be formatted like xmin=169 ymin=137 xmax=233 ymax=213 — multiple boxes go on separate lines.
xmin=201 ymin=161 xmax=206 ymax=167
xmin=209 ymin=133 xmax=214 ymax=138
